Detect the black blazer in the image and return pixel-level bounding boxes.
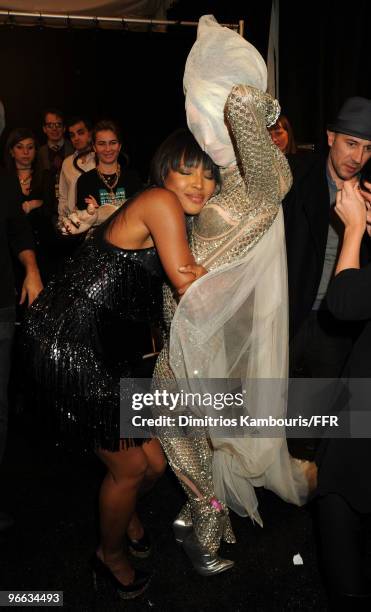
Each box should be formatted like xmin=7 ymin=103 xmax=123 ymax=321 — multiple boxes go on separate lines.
xmin=283 ymin=153 xmax=330 ymax=339
xmin=316 ymin=267 xmax=371 ymax=512
xmin=283 ymin=153 xmax=371 ymax=340
xmin=0 ymin=172 xmax=34 ymax=309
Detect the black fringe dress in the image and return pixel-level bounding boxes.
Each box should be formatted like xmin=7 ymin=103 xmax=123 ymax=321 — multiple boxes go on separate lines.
xmin=23 ymin=212 xmax=164 ymax=451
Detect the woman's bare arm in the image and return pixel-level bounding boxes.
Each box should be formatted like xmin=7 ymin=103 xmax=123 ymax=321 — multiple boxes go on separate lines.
xmin=141 ymin=188 xmax=198 ymax=292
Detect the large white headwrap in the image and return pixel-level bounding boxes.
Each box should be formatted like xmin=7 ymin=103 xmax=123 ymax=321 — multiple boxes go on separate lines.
xmin=184 ymin=15 xmax=268 ymax=167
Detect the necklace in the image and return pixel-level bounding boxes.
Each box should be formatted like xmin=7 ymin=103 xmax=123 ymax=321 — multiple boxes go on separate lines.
xmin=18 ymin=173 xmax=32 ymax=186
xmin=97 ymin=165 xmax=121 ymax=203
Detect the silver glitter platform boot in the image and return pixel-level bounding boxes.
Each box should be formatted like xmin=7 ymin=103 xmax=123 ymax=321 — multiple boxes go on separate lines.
xmin=158 ymin=431 xmax=236 ymax=555
xmin=182 ymin=531 xmax=234 ymax=576
xmin=181 ymin=496 xmax=234 ymax=576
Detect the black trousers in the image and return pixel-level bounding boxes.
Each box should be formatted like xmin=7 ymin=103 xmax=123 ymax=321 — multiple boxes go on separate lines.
xmin=290 ymin=309 xmax=356 ymax=378
xmin=316 ymin=493 xmax=370 ymax=596
xmin=288 ymin=310 xmax=355 ymax=457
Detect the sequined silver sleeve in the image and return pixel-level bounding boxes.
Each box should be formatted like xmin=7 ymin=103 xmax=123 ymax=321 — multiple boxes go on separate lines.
xmin=191 ymin=85 xmax=292 ymax=270
xmin=225 ymin=84 xmax=291 ymax=205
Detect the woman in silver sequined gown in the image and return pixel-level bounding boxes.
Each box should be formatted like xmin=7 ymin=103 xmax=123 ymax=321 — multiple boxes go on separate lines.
xmin=153 ymin=15 xmax=311 ymax=571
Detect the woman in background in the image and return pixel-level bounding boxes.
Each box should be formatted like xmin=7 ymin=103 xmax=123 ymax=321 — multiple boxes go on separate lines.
xmin=76 ymin=119 xmax=142 ymax=213
xmin=4 ymin=129 xmax=53 ymax=283
xmin=269 ymin=114 xmax=297 ymax=155
xmin=5 ymin=128 xmax=43 ymax=215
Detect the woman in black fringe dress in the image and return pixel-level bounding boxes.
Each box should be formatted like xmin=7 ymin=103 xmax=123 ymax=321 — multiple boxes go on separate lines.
xmin=23 ymin=129 xmax=219 ymax=599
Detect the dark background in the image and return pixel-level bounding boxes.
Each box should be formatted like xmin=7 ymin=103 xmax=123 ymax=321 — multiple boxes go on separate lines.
xmin=1 ymin=0 xmax=371 ymax=177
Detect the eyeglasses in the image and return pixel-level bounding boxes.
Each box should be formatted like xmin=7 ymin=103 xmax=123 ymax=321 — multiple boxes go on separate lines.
xmin=45 ymin=122 xmax=63 ymax=129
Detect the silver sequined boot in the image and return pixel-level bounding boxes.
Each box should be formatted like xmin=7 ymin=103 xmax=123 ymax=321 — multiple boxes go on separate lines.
xmin=182 ymin=531 xmax=234 ymax=576
xmin=178 ymin=496 xmax=234 ymax=575
xmin=173 ymin=500 xmax=236 ymax=545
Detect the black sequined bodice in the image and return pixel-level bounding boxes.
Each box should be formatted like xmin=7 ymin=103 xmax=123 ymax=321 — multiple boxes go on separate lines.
xmin=57 ymin=230 xmax=164 ymax=326
xmin=23 ymin=217 xmax=164 ymax=451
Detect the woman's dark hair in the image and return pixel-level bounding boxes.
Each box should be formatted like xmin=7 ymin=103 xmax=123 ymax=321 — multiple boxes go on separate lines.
xmin=279 ymin=115 xmax=297 ymax=154
xmin=150 ymin=128 xmax=221 ymax=188
xmin=92 ymin=119 xmax=122 ymax=144
xmin=360 ymin=158 xmax=371 ymax=192
xmin=4 ymin=128 xmax=38 ymax=173
xmin=269 ymin=114 xmax=297 ymax=155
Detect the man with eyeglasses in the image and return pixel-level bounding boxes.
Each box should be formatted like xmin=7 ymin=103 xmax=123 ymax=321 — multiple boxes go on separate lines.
xmin=37 ymin=108 xmax=73 ymax=175
xmin=35 ymin=109 xmax=74 ymax=283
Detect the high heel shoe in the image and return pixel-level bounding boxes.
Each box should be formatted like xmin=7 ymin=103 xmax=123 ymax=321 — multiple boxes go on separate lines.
xmin=127 ymin=528 xmax=152 ymax=558
xmin=182 ymin=532 xmax=234 ymax=576
xmin=91 ymin=555 xmax=151 ymax=600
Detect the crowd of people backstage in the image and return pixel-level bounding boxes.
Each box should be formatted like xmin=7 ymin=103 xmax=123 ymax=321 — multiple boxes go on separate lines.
xmin=2 ymin=73 xmax=371 ymax=608
xmin=2 ymin=109 xmax=143 ymax=294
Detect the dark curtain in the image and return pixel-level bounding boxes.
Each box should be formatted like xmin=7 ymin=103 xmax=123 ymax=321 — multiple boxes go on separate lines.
xmin=280 ymin=0 xmax=371 ymax=148
xmin=0 ymin=25 xmax=196 ymax=179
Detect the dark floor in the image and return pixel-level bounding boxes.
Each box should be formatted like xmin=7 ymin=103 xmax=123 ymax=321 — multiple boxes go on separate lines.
xmin=0 ymin=406 xmax=334 ymax=612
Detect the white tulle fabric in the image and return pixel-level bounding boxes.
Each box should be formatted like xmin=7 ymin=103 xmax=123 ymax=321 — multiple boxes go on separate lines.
xmin=167 ymin=15 xmax=308 ymax=525
xmin=169 ymin=209 xmax=308 ymax=524
xmin=184 ymin=14 xmax=268 ymax=168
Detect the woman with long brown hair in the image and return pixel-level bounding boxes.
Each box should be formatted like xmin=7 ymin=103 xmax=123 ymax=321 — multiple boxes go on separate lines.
xmin=75 ymin=119 xmax=142 ymax=212
xmin=269 ymin=114 xmax=297 ymax=155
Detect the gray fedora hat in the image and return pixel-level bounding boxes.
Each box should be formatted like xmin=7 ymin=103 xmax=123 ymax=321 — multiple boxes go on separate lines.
xmin=328 ymin=96 xmax=371 ymax=140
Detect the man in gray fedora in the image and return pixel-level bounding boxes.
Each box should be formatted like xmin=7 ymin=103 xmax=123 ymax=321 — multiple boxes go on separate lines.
xmin=283 ymin=96 xmax=371 ymax=383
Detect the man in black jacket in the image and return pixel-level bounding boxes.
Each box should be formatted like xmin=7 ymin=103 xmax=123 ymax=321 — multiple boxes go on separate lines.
xmin=0 ymin=173 xmax=43 ymax=530
xmin=283 ymin=97 xmax=371 ymax=379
